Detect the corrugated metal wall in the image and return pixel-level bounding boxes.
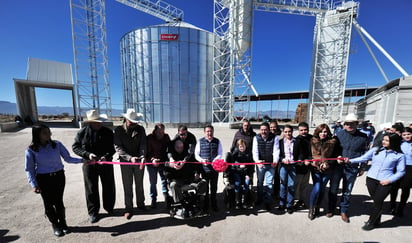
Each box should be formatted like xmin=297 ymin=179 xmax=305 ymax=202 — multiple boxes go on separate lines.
xmin=120 ymin=22 xmax=214 ymax=125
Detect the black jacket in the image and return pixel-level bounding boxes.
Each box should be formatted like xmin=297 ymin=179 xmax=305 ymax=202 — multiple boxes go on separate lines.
xmin=293 ymin=134 xmax=312 ymax=174
xmin=72 ymin=125 xmax=115 ymax=161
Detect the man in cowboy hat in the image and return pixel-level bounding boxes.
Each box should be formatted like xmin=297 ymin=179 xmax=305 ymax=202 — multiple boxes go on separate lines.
xmin=327 ymin=113 xmax=368 ymax=223
xmin=72 ymin=110 xmax=116 ymax=223
xmin=113 ymin=108 xmax=147 ymax=220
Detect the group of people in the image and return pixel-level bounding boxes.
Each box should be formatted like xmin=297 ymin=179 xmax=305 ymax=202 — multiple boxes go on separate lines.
xmin=25 ymin=109 xmax=411 ymax=237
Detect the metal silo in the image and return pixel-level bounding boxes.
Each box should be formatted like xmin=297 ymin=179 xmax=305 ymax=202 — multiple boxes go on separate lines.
xmin=120 ymin=22 xmax=214 ymax=125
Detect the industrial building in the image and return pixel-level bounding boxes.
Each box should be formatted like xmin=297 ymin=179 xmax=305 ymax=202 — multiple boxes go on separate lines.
xmin=356 ymin=76 xmax=412 ymax=126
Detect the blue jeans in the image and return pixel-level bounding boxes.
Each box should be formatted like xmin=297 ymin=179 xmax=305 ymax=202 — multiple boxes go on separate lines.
xmin=146 ymin=165 xmax=168 ymax=201
xmin=309 ymin=170 xmax=331 ymax=207
xmin=256 ymin=164 xmax=275 ymax=204
xmin=233 ymin=172 xmax=251 ymax=194
xmin=328 ymin=164 xmax=359 ymax=213
xmin=279 ymin=164 xmax=296 ymax=208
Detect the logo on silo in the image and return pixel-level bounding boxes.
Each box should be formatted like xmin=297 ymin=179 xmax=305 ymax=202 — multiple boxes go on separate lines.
xmin=160 ymin=34 xmax=179 ymax=41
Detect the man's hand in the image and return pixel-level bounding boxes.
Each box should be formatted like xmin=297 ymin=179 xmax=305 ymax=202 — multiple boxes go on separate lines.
xmin=271 ymin=162 xmax=277 ymax=168
xmin=89 ymin=153 xmax=97 ymax=161
xmin=131 ymin=157 xmax=139 ymax=163
xmin=139 ymin=157 xmax=145 ymax=170
xmin=304 ymin=160 xmax=311 ymax=166
xmin=201 ymin=159 xmax=208 ymax=166
xmin=337 ymin=156 xmax=344 ymax=164
xmin=174 ymin=161 xmax=184 ymax=170
xmin=257 ymin=160 xmax=264 ymax=169
xmin=152 ymin=158 xmax=160 ymax=167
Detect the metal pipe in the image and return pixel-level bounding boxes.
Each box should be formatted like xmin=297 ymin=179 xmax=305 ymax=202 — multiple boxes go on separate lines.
xmin=353 ymin=21 xmax=390 ymax=83
xmin=353 ymin=20 xmax=409 ymax=77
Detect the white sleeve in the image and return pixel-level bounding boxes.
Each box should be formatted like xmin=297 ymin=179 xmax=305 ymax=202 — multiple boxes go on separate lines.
xmin=194 ymin=140 xmax=202 ymax=162
xmin=252 ymin=136 xmax=259 ymax=162
xmin=272 ymin=136 xmax=280 ymax=163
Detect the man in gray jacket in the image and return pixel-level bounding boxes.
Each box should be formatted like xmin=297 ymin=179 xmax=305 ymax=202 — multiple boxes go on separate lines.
xmin=114 ymin=109 xmax=146 ymax=220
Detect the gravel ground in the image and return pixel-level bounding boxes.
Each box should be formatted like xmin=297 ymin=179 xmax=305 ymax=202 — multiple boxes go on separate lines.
xmin=1 ymin=125 xmax=411 ymax=243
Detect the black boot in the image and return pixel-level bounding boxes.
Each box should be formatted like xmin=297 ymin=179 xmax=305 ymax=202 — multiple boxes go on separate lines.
xmin=308 ymin=207 xmax=316 ymax=220
xmin=46 ymin=210 xmax=63 ymax=237
xmin=57 ymin=209 xmax=70 ymax=234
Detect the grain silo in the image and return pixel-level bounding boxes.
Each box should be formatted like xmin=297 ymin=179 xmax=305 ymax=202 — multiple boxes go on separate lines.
xmin=120 ymin=22 xmax=215 ymax=126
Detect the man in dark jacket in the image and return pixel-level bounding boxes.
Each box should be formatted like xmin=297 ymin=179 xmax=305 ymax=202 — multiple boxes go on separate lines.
xmin=328 ymin=113 xmax=368 ymax=223
xmin=72 ymin=110 xmax=116 ymax=223
xmin=230 ymin=119 xmax=256 ymax=153
xmin=171 ymin=125 xmax=197 ymax=161
xmin=292 ymin=122 xmax=312 ymax=210
xmin=114 ymin=109 xmax=147 ymax=220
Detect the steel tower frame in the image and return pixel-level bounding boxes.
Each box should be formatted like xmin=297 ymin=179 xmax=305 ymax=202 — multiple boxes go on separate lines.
xmin=70 ymin=0 xmax=183 ymax=120
xmin=309 ymin=2 xmax=358 ymax=126
xmin=213 ymin=0 xmax=360 ymax=125
xmin=70 ymin=0 xmax=112 ymax=118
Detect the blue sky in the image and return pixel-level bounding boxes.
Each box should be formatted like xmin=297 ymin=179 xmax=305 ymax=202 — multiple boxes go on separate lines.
xmin=1 ymin=0 xmax=411 ymax=111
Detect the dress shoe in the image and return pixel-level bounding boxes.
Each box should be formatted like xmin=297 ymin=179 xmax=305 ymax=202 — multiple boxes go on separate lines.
xmin=362 ymin=221 xmax=374 ymax=231
xmin=52 ymin=224 xmax=64 ymax=237
xmin=124 ymin=212 xmax=132 ymax=220
xmin=340 ymin=213 xmax=350 ymax=223
xmin=89 ymin=214 xmax=99 ymax=224
xmin=287 ymin=207 xmax=294 ymax=214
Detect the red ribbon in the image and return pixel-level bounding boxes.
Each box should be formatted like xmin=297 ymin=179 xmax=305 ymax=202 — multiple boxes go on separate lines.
xmin=88 ymin=158 xmax=346 ymax=173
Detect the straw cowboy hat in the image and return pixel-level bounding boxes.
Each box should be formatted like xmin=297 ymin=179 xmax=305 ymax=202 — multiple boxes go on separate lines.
xmin=344 ymin=113 xmax=358 ymax=123
xmin=122 ymin=108 xmax=144 ymax=123
xmin=84 ymin=109 xmax=108 ymax=123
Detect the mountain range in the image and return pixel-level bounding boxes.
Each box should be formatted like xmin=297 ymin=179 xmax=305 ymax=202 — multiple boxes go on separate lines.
xmin=0 ymin=100 xmax=295 ymax=119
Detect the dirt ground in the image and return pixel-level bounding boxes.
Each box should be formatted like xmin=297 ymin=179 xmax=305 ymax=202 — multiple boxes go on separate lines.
xmin=1 ymin=125 xmax=411 ymax=243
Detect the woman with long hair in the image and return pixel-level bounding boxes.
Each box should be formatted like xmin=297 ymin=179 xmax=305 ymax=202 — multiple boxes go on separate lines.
xmin=390 ymin=127 xmax=412 ymax=217
xmin=25 ymin=124 xmax=83 ymax=237
xmin=345 ymin=133 xmax=405 ymax=231
xmin=307 ymin=124 xmax=340 ymax=220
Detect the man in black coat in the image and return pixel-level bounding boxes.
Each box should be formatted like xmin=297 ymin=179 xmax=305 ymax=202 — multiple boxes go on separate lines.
xmin=72 ymin=110 xmax=116 ymax=223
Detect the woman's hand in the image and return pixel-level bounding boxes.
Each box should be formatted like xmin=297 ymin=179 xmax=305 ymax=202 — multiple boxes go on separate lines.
xmin=380 ymin=179 xmax=391 ymax=186
xmin=33 ymin=187 xmax=41 ymax=194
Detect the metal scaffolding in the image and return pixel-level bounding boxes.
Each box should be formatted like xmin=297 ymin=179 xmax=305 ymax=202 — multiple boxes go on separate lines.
xmin=212 ymin=0 xmax=360 ymax=125
xmin=70 ymin=0 xmax=112 ymax=118
xmin=308 ymin=2 xmax=358 ymax=126
xmin=70 ymin=0 xmax=183 ymax=120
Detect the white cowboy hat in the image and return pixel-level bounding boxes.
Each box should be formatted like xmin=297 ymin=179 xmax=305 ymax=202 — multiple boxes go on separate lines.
xmin=84 ymin=109 xmax=107 ymax=123
xmin=122 ymin=108 xmax=144 ymax=123
xmin=344 ymin=113 xmax=358 ymax=123
xmin=379 ymin=122 xmax=392 ymax=130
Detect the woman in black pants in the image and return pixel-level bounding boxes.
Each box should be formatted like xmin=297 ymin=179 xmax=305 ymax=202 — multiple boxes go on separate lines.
xmin=25 ymin=124 xmax=83 ymax=237
xmin=344 ymin=133 xmax=406 ymax=231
